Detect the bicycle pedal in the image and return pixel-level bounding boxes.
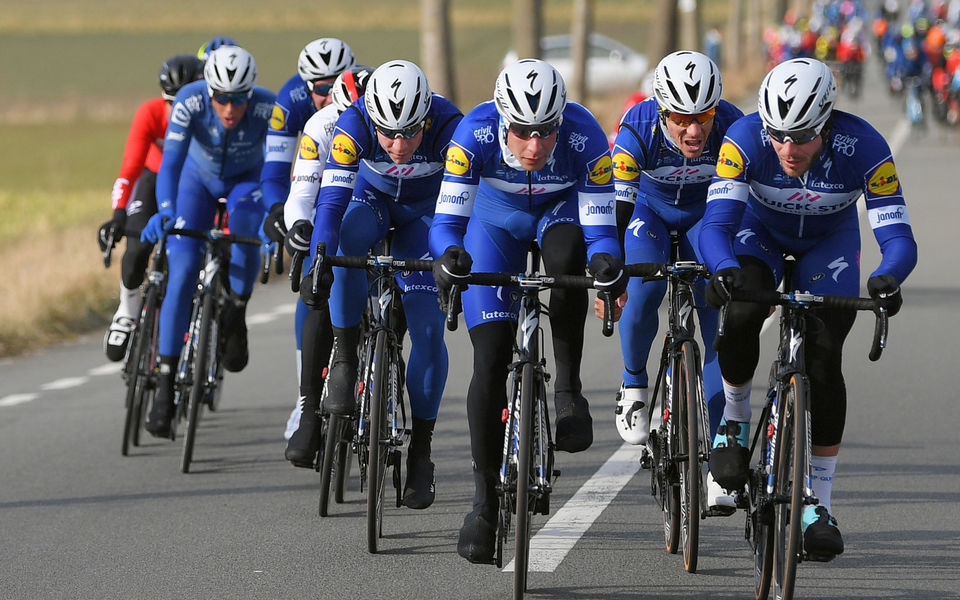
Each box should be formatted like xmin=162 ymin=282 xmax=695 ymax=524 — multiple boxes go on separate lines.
xmin=552 ymin=469 xmax=561 ymax=478
xmin=640 ymin=448 xmax=652 ymax=469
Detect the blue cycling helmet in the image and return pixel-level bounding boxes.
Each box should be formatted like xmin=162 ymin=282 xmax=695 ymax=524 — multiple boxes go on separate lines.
xmin=197 ymin=36 xmax=238 ymax=61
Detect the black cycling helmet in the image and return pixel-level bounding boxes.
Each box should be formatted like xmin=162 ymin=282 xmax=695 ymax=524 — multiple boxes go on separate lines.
xmin=158 ymin=54 xmax=205 ymax=101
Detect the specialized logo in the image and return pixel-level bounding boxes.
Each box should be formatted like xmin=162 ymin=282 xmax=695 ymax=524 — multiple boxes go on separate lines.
xmin=867 ymin=161 xmax=899 ymax=196
xmin=445 ymin=145 xmax=471 ymax=176
xmin=298 ymin=135 xmax=319 ymax=160
xmin=736 ymin=228 xmax=756 ymax=245
xmin=587 ymin=155 xmax=613 ymax=185
xmin=330 ymin=133 xmax=358 ymax=165
xmin=612 ymin=151 xmax=641 ymax=181
xmin=270 ymin=105 xmax=287 ymax=131
xmin=828 ymin=256 xmax=849 ymax=282
xmin=627 ymin=218 xmax=645 ymax=238
xmin=716 ymin=142 xmax=744 ymax=178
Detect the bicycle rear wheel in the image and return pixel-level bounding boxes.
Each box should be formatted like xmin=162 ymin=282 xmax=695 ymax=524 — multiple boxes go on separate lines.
xmin=772 ymin=375 xmax=808 ymax=600
xmin=679 ymin=341 xmax=704 ymax=572
xmin=121 ymin=291 xmax=154 ymax=455
xmin=662 ymin=357 xmax=681 ymax=555
xmin=513 ymin=362 xmax=536 ymax=599
xmin=752 ymin=401 xmax=775 ymax=600
xmin=181 ymin=292 xmax=214 ymax=474
xmin=366 ymin=330 xmax=390 ymax=553
xmin=319 ymin=414 xmax=350 ymax=516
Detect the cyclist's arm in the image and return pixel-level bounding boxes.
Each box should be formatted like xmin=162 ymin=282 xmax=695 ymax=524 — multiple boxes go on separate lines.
xmin=112 ymin=98 xmax=164 ymax=211
xmin=285 ymin=110 xmax=336 ymax=228
xmin=861 ymin=156 xmax=918 ymax=283
xmin=429 ymin=130 xmax=482 ymax=257
xmin=261 ymin=82 xmax=302 ymax=211
xmin=573 ymin=110 xmax=621 ymax=260
xmin=699 ymin=137 xmax=752 ymax=274
xmin=311 ymin=109 xmax=367 ymax=255
xmin=156 ymin=89 xmax=200 ymax=215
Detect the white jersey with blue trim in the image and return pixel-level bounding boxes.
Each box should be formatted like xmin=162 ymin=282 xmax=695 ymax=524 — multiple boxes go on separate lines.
xmin=700 ymin=111 xmax=917 ymax=283
xmin=260 ymin=74 xmax=319 ymax=209
xmin=429 ymin=101 xmax=620 ymax=260
xmin=283 ymin=102 xmax=340 ymax=228
xmin=157 ymin=79 xmax=276 ymax=213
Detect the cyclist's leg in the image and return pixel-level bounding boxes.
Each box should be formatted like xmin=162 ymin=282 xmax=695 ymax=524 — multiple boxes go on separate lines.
xmin=221 ymin=179 xmax=266 ymax=373
xmin=285 ymin=301 xmax=333 ymax=467
xmin=283 ymin=299 xmax=312 ymax=441
xmin=617 ymin=203 xmax=670 ymax=444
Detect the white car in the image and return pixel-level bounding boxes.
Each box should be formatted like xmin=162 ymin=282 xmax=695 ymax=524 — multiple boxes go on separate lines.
xmin=502 ymin=33 xmax=649 ymax=94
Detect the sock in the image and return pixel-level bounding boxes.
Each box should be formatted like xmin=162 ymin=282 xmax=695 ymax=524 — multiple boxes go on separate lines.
xmin=810 ymin=455 xmax=838 ymax=514
xmin=117 ymin=284 xmax=140 ymax=319
xmin=721 ymin=379 xmax=752 ymax=424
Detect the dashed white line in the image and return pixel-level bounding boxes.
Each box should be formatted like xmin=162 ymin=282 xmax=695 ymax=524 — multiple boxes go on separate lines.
xmin=41 ymin=377 xmax=90 ymax=391
xmin=0 ymin=393 xmax=40 ymax=407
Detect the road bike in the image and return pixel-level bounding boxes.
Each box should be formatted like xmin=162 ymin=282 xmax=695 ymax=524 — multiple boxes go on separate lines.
xmin=305 ymin=241 xmax=432 ymax=553
xmin=446 ymin=247 xmax=639 ymax=599
xmin=718 ymin=265 xmax=889 ymax=600
xmin=167 ymin=222 xmax=261 ymax=473
xmin=634 ymin=233 xmax=713 ymax=573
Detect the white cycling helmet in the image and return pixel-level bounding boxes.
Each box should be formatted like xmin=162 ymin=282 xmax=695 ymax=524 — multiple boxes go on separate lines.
xmin=653 ymin=50 xmax=722 ymax=114
xmin=494 ymin=59 xmax=567 ymax=126
xmin=758 ymin=58 xmax=837 ymax=133
xmin=297 ymin=38 xmax=356 ymax=82
xmin=204 ymin=45 xmax=257 ymax=94
xmin=331 ymin=65 xmax=374 ymax=113
xmin=365 ymin=60 xmax=432 ymax=131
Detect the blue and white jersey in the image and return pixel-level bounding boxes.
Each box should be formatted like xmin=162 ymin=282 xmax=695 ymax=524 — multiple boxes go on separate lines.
xmin=312 ymin=95 xmax=463 ymax=253
xmin=612 ymin=98 xmax=743 ymax=219
xmin=157 ymin=79 xmax=276 ymax=213
xmin=429 ymin=100 xmax=620 ymax=260
xmin=700 ymin=111 xmax=917 ymax=283
xmin=260 ymin=74 xmax=318 ymax=210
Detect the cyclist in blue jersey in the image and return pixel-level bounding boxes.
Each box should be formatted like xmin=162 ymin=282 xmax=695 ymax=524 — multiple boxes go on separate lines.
xmin=140 ymin=46 xmax=277 ymax=438
xmin=197 ymin=36 xmax=237 ymax=62
xmin=428 ymin=59 xmax=627 ymax=564
xmin=607 ymin=51 xmax=743 ymax=513
xmin=700 ymin=58 xmax=917 ymax=558
xmin=282 ymin=66 xmax=374 ymax=467
xmin=297 ymin=60 xmax=463 ymax=508
xmin=256 ymin=38 xmax=356 ymax=443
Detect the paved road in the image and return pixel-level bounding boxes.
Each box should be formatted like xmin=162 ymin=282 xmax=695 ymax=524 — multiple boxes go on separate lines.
xmin=2 ymin=63 xmax=959 ymax=599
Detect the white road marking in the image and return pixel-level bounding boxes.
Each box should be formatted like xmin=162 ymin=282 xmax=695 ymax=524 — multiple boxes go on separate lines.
xmin=0 ymin=393 xmax=40 ymax=407
xmin=41 ymin=377 xmax=89 ymax=391
xmin=503 ymin=442 xmax=644 ymax=572
xmin=89 ymin=363 xmax=123 ymax=376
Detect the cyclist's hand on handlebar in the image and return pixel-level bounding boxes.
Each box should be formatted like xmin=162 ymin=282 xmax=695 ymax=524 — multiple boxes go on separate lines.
xmin=299 ymin=263 xmax=334 ymax=308
xmin=140 ymin=211 xmax=174 ymax=243
xmin=594 ymin=290 xmax=627 ymax=321
xmin=284 ymin=220 xmax=314 ymax=256
xmin=588 ymin=252 xmax=628 ymax=298
xmin=97 ymin=208 xmax=127 ymax=252
xmin=263 ymin=202 xmax=287 ymax=244
xmin=705 ymin=266 xmax=743 ymax=308
xmin=433 ymin=246 xmax=473 ymax=291
xmin=867 ymin=274 xmax=903 ymax=317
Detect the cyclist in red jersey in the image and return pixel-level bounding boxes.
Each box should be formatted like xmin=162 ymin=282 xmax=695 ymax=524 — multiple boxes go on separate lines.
xmin=98 ymin=54 xmax=204 ymax=361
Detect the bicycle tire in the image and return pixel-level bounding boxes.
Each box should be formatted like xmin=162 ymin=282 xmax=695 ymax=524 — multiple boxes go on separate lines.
xmin=133 ymin=287 xmax=162 ymax=449
xmin=181 ymin=291 xmax=214 ymax=474
xmin=680 ymin=340 xmax=704 ymax=573
xmin=772 ymin=375 xmax=808 ymax=600
xmin=366 ymin=330 xmax=390 ymax=553
xmin=513 ymin=361 xmax=536 ymax=599
xmin=662 ymin=357 xmax=681 ymax=555
xmin=319 ymin=414 xmax=339 ymax=516
xmin=334 ymin=431 xmax=351 ymax=504
xmin=121 ymin=292 xmax=153 ymax=455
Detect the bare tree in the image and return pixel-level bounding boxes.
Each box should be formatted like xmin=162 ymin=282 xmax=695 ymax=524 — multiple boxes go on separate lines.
xmin=569 ymin=0 xmax=592 ymax=103
xmin=513 ymin=0 xmax=543 ymax=60
xmin=421 ymin=0 xmax=457 ymax=104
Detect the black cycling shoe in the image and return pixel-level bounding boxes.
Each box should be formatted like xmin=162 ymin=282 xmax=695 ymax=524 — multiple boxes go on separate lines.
xmin=709 ymin=418 xmax=750 ymax=490
xmin=803 ymin=506 xmax=844 ymax=560
xmin=104 ymin=315 xmax=135 ymax=362
xmin=221 ymin=304 xmax=249 ymax=373
xmin=457 ymin=505 xmax=498 ymax=564
xmin=324 ymin=361 xmax=357 ymax=416
xmin=284 ymin=398 xmax=321 ymax=468
xmin=402 ymin=455 xmax=436 ymax=509
xmin=145 ymin=370 xmax=175 ymax=438
xmin=554 ymin=392 xmax=593 ymax=453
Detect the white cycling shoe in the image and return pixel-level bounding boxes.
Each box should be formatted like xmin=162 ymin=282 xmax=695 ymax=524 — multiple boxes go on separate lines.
xmin=615 ymin=385 xmax=650 ymax=445
xmin=706 ymin=468 xmax=737 ymax=516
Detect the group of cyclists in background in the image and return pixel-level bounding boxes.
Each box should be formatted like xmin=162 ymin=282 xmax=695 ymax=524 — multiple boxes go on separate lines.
xmin=95 ymin=13 xmax=915 ymax=588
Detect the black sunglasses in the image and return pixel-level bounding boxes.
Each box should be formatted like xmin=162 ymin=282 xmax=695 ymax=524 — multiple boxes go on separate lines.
xmin=765 ymin=126 xmax=820 ymax=144
xmin=508 ymin=119 xmax=561 ymax=140
xmin=310 ymin=81 xmax=334 ymax=96
xmin=376 ymin=121 xmax=425 ymax=139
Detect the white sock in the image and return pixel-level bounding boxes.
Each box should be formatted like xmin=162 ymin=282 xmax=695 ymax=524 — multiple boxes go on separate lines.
xmin=810 ymin=455 xmax=838 ymax=514
xmin=117 ymin=284 xmax=140 ymax=319
xmin=722 ymin=379 xmax=752 ymax=424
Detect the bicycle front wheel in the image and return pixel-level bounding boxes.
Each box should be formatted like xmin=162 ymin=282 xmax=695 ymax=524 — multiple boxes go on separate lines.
xmin=662 ymin=358 xmax=681 ymax=555
xmin=122 ymin=289 xmax=156 ymax=455
xmin=181 ymin=292 xmax=214 ymax=474
xmin=319 ymin=413 xmax=340 ymax=517
xmin=679 ymin=341 xmax=705 ymax=572
xmin=366 ymin=330 xmax=390 ymax=553
xmin=513 ymin=362 xmax=536 ymax=599
xmin=773 ymin=375 xmax=808 ymax=600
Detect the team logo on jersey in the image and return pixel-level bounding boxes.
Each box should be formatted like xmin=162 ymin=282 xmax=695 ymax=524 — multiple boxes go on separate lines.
xmin=867 ymin=161 xmax=899 ymax=196
xmin=330 ymin=133 xmax=359 ymax=165
xmin=612 ymin=151 xmax=640 ymax=181
xmin=445 ymin=144 xmax=471 ymax=176
xmin=587 ymin=155 xmax=613 ymax=185
xmin=298 ymin=135 xmax=319 ymax=160
xmin=270 ymin=105 xmax=288 ymax=131
xmin=716 ymin=142 xmax=744 ymax=178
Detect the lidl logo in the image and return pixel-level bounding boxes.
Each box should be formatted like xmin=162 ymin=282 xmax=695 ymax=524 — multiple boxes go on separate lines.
xmin=298 ymin=135 xmax=318 ymax=160
xmin=270 ymin=105 xmax=287 ymax=131
xmin=330 ymin=133 xmax=359 ymax=165
xmin=867 ymin=161 xmax=899 ymax=196
xmin=588 ymin=155 xmax=613 ymax=185
xmin=612 ymin=151 xmax=640 ymax=181
xmin=445 ymin=145 xmax=470 ymax=176
xmin=716 ymin=142 xmax=744 ymax=178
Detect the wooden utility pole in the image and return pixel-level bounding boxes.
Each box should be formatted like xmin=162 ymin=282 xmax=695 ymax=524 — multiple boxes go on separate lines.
xmin=513 ymin=0 xmax=543 ymax=60
xmin=421 ymin=0 xmax=457 ymax=104
xmin=726 ymin=0 xmax=745 ymax=69
xmin=650 ymin=0 xmax=679 ymax=63
xmin=569 ymin=0 xmax=592 ymax=102
xmin=678 ymin=0 xmax=702 ymax=52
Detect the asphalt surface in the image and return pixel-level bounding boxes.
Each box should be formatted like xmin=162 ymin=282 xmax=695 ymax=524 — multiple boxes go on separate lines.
xmin=2 ymin=61 xmax=959 ymax=599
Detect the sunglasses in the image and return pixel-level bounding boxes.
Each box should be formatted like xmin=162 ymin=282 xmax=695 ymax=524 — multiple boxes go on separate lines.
xmin=376 ymin=121 xmax=425 ymax=139
xmin=310 ymin=81 xmax=334 ymax=96
xmin=211 ymin=91 xmax=250 ymax=106
xmin=662 ymin=108 xmax=716 ymax=127
xmin=765 ymin=126 xmax=820 ymax=144
xmin=508 ymin=119 xmax=562 ymax=140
